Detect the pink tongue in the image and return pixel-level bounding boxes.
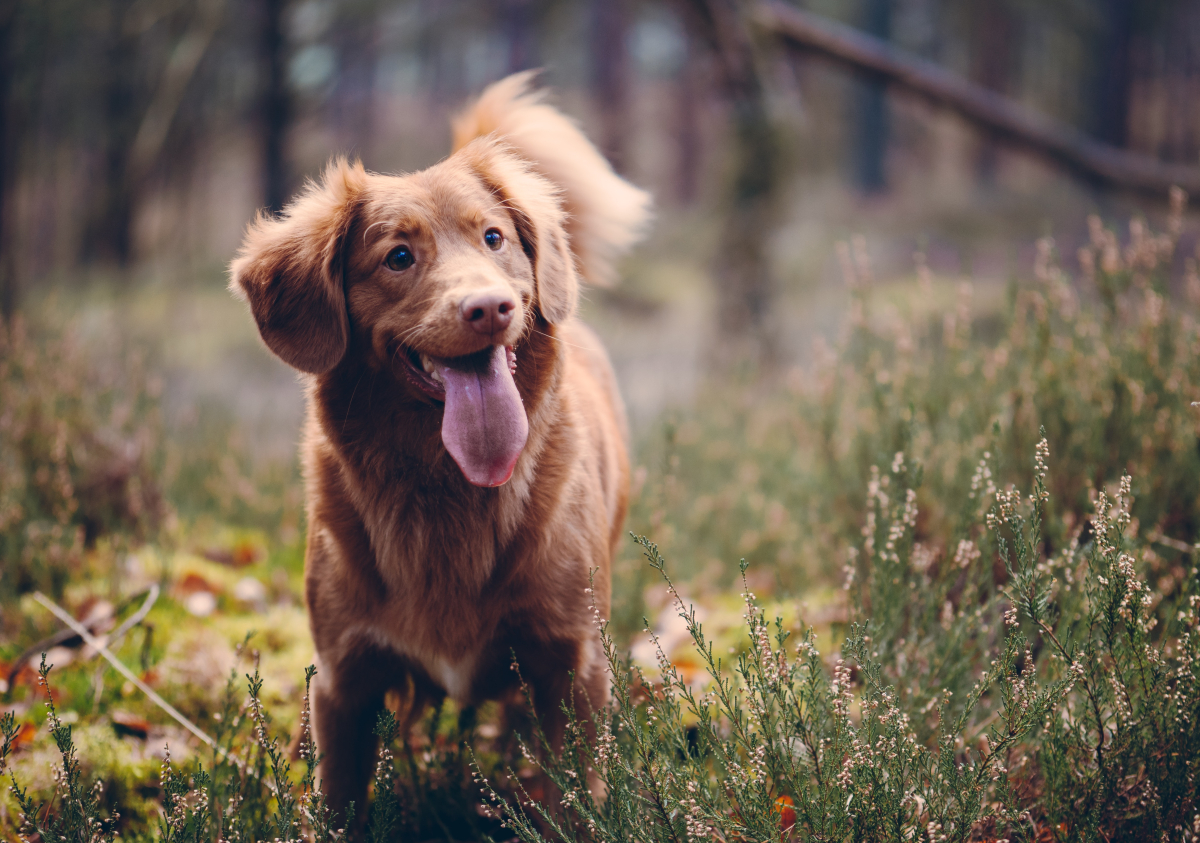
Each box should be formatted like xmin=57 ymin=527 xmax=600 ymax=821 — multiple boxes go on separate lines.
xmin=435 ymin=345 xmax=528 ymax=487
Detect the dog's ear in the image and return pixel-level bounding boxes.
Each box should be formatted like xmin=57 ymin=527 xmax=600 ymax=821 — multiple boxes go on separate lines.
xmin=229 ymin=158 xmax=366 ymax=374
xmin=452 ymin=72 xmax=652 ymax=286
xmin=462 ymin=140 xmax=578 ymax=324
xmin=509 ymin=188 xmax=578 ymax=325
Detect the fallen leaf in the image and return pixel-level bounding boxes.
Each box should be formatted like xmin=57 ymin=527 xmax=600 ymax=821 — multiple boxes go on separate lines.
xmin=10 ymin=722 xmax=36 ymax=749
xmin=774 ymin=794 xmax=796 ymax=833
xmin=202 ymin=540 xmax=264 ymax=568
xmin=1 ymin=661 xmax=36 ymax=690
xmin=176 ymin=572 xmax=219 ymax=594
xmin=111 ymin=710 xmax=150 ymax=740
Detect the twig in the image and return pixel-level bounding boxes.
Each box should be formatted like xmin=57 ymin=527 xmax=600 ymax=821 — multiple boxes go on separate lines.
xmin=33 ymin=590 xmax=276 ymax=791
xmin=89 ymin=585 xmax=161 ymax=710
xmin=6 ymin=586 xmax=158 ymax=688
xmin=32 ymin=591 xmax=220 ymax=755
xmin=105 ymin=583 xmax=160 ymax=645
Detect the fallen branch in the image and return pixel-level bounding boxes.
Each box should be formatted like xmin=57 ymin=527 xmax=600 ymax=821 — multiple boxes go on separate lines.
xmin=754 ymin=1 xmax=1200 ymax=195
xmin=6 ymin=586 xmax=158 ymax=689
xmin=33 ymin=591 xmax=220 ymax=756
xmin=32 ymin=589 xmax=275 ymax=789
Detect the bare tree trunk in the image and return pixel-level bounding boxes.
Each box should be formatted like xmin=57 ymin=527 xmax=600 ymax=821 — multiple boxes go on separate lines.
xmin=675 ymin=0 xmax=782 ymax=363
xmin=757 ymin=2 xmax=1200 ymax=194
xmin=1092 ymin=0 xmax=1135 ymax=149
xmin=0 ymin=2 xmax=15 ymax=320
xmin=591 ymin=0 xmax=632 ymax=173
xmin=81 ymin=0 xmax=138 ymax=268
xmin=674 ymin=40 xmax=702 ymax=205
xmin=853 ymin=0 xmax=889 ymax=193
xmin=970 ymin=0 xmax=1017 ymax=185
xmin=261 ymin=0 xmax=289 ymax=214
xmin=503 ymin=0 xmax=537 ymax=73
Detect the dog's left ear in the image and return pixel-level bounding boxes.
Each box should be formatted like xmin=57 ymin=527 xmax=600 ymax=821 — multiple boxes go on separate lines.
xmin=229 ymin=158 xmax=366 ymax=374
xmin=462 ymin=140 xmax=578 ymax=324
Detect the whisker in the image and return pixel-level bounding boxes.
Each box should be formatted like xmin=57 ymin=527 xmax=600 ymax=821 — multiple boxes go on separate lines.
xmin=482 ymin=191 xmax=531 ymax=221
xmin=530 ymin=328 xmax=598 ymax=353
xmin=362 ymin=220 xmax=389 ymax=247
xmin=395 ymin=324 xmax=430 ymax=348
xmin=342 ymin=368 xmax=368 ymax=435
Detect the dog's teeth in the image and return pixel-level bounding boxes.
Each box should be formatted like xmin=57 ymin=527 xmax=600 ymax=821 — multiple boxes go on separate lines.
xmin=419 ymin=353 xmax=444 ymax=383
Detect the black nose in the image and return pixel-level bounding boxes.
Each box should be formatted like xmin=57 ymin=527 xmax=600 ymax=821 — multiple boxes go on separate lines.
xmin=460 ymin=291 xmax=516 ymax=337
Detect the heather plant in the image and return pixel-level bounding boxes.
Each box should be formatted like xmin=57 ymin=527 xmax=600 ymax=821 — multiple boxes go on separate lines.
xmin=5 ymin=441 xmax=1198 ymax=839
xmin=0 ymin=316 xmax=165 ymax=609
xmin=3 ymin=200 xmax=1200 ymax=840
xmin=623 ymin=189 xmax=1200 ymax=607
xmin=0 ymin=640 xmax=512 ymax=842
xmin=482 ymin=439 xmax=1199 ymax=841
xmin=1 ymin=656 xmax=122 ymax=842
xmin=0 ymin=311 xmax=304 ymax=620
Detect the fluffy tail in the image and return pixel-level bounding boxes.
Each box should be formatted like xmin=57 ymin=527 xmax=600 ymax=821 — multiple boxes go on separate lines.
xmin=452 ymin=71 xmax=653 ymax=286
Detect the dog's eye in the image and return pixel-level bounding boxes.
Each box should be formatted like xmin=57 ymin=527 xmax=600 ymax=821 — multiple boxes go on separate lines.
xmin=384 ymin=246 xmax=414 ymax=272
xmin=484 ymin=228 xmax=503 ymax=250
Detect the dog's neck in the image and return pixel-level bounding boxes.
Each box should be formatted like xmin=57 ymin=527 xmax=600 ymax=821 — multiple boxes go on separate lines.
xmin=309 ymin=322 xmax=567 ymax=593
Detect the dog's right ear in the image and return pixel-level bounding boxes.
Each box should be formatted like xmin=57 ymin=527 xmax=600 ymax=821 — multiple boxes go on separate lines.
xmin=229 ymin=158 xmax=366 ymax=375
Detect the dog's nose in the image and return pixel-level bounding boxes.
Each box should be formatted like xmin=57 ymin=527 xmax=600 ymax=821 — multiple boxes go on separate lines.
xmin=460 ymin=291 xmax=516 ymax=337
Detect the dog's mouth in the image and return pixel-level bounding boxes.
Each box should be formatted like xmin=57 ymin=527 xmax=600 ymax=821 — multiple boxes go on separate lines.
xmin=396 ymin=343 xmax=528 ymax=488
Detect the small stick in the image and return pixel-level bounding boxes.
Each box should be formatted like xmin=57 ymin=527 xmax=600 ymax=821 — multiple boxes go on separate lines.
xmin=7 ymin=585 xmax=158 ymax=689
xmin=33 ymin=590 xmax=220 ymax=752
xmin=31 ymin=590 xmax=275 ymax=791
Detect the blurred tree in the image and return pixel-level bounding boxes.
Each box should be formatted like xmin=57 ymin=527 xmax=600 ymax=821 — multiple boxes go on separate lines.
xmin=75 ymin=0 xmax=227 ymax=266
xmin=673 ymin=36 xmax=702 ymax=204
xmin=674 ymin=0 xmax=783 ymax=362
xmin=79 ymin=0 xmax=140 ymax=267
xmin=853 ymin=0 xmax=889 ymax=193
xmin=0 ymin=0 xmax=14 ymax=320
xmin=1 ymin=0 xmax=1196 ymax=293
xmin=1090 ymin=0 xmax=1135 ymax=149
xmin=127 ymin=0 xmax=226 ymax=187
xmin=591 ymin=0 xmax=632 ymax=172
xmin=331 ymin=1 xmax=379 ymax=160
xmin=1148 ymin=2 xmax=1200 ymax=164
xmin=968 ymin=0 xmax=1017 ymax=185
xmin=259 ymin=0 xmax=290 ymax=213
xmin=1090 ymin=0 xmax=1192 ymax=161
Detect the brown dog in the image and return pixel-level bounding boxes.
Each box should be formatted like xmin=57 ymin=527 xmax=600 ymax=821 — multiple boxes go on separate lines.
xmin=229 ymin=72 xmax=650 ymax=817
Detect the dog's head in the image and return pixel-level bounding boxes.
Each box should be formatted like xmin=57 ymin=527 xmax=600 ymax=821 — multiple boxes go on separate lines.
xmin=230 ymin=139 xmax=577 ymax=488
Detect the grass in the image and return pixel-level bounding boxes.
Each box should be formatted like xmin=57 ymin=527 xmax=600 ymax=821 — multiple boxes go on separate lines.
xmin=1 ymin=193 xmax=1199 ymax=839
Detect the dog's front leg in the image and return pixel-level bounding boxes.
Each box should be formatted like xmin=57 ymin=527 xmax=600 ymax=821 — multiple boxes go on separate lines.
xmin=311 ymin=658 xmax=387 ymax=830
xmin=511 ymin=639 xmax=609 ymax=818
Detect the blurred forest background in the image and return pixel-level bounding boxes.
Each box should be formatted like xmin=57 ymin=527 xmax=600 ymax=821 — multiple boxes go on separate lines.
xmin=1 ymin=0 xmax=1199 ymax=438
xmin=5 ymin=0 xmax=1200 ymax=836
